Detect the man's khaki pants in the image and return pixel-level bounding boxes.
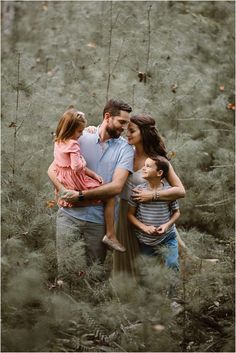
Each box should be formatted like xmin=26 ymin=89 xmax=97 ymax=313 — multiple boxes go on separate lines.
xmin=56 ymin=208 xmax=107 ymax=278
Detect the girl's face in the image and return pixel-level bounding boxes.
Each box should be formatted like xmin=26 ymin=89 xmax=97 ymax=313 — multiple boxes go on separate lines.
xmin=126 ymin=122 xmax=142 ymax=145
xmin=71 ymin=123 xmax=86 ymax=140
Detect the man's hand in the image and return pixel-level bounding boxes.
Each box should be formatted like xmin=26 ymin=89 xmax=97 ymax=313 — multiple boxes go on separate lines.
xmin=59 ymin=187 xmax=79 ymax=202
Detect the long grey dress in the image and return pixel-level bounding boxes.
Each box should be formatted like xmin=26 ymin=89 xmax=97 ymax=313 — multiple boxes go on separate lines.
xmin=113 ymin=169 xmax=145 ymax=276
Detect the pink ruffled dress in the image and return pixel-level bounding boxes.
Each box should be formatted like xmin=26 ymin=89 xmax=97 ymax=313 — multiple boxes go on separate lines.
xmin=54 ymin=139 xmax=100 ymax=207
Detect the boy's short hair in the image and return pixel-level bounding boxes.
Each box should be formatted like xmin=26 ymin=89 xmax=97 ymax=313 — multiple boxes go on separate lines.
xmin=152 ymin=155 xmax=169 ymax=179
xmin=103 ymin=98 xmax=132 ymax=118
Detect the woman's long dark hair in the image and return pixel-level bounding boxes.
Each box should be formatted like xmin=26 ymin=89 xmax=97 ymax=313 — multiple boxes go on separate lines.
xmin=130 ymin=114 xmax=168 ymax=159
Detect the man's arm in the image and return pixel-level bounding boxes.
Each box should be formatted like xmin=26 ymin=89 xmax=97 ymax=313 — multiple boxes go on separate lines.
xmin=79 ymin=167 xmax=130 ymax=200
xmin=48 ymin=162 xmax=130 ymax=201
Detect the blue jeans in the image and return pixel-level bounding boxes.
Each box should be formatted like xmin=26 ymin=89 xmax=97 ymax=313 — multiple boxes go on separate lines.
xmin=139 ymin=230 xmax=179 ymax=271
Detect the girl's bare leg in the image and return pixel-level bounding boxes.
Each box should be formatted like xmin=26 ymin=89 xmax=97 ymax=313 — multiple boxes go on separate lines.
xmin=102 ymin=198 xmax=126 ymax=252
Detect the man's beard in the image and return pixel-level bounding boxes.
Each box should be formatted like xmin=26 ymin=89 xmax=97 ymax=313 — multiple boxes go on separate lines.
xmin=106 ymin=126 xmax=121 ymax=139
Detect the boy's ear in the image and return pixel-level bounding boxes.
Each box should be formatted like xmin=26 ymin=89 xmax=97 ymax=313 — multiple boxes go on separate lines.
xmin=157 ymin=169 xmax=163 ymax=177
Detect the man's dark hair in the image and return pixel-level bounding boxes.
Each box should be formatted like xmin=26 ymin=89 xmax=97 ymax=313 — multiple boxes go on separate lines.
xmin=152 ymin=155 xmax=169 ymax=179
xmin=103 ymin=98 xmax=132 ymax=118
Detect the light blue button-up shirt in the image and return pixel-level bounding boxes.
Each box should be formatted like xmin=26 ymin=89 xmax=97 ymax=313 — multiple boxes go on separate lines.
xmin=62 ymin=127 xmax=134 ymax=224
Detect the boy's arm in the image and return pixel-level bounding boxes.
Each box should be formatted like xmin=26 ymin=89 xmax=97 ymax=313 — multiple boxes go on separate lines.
xmin=156 ymin=209 xmax=180 ymax=235
xmin=127 ymin=205 xmax=157 ymax=235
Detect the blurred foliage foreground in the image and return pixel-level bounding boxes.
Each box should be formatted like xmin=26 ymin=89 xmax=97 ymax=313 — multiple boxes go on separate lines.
xmin=1 ymin=1 xmax=235 ymax=352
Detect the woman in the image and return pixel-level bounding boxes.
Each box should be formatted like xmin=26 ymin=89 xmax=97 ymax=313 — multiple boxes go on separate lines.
xmin=113 ymin=114 xmax=186 ymax=276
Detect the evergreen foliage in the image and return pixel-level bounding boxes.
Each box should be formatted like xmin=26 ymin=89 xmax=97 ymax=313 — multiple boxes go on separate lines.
xmin=1 ymin=1 xmax=235 ymax=351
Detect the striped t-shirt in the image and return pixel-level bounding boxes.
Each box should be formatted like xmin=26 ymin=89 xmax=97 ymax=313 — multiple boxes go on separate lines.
xmin=128 ymin=182 xmax=179 ymax=246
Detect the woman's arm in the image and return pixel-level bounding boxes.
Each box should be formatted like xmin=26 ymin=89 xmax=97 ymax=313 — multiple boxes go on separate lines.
xmin=132 ymin=162 xmax=185 ymax=202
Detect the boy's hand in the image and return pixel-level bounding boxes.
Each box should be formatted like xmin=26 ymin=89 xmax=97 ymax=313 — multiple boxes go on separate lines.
xmin=142 ymin=225 xmax=157 ymax=235
xmin=155 ymin=223 xmax=169 ymax=235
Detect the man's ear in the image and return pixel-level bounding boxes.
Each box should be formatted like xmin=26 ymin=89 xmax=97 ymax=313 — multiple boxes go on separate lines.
xmin=103 ymin=112 xmax=110 ymax=121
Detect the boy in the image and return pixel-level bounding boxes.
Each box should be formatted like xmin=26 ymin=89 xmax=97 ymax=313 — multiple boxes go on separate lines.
xmin=128 ymin=156 xmax=180 ymax=271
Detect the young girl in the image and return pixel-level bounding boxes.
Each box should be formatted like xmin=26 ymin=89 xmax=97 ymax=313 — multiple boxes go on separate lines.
xmin=53 ymin=106 xmax=126 ymax=252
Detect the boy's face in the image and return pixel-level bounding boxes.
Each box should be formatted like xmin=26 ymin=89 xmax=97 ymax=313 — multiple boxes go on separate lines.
xmin=142 ymin=158 xmax=162 ymax=180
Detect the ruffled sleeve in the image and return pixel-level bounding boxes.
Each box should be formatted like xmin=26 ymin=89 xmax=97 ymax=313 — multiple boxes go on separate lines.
xmin=64 ymin=140 xmax=86 ymax=172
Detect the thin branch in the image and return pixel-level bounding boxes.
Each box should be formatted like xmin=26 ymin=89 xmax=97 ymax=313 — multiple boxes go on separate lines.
xmin=177 ymin=118 xmax=232 ymax=128
xmin=110 ymin=38 xmax=124 ymax=75
xmin=16 ymin=119 xmax=24 ymax=133
xmin=106 ymin=1 xmax=113 ymax=101
xmin=12 ymin=52 xmax=20 ymax=177
xmin=210 ymin=164 xmax=234 ymax=168
xmin=170 ymin=79 xmax=202 ymax=104
xmin=145 ymin=5 xmax=152 ymax=75
xmin=195 ymin=198 xmax=232 ymax=208
xmin=201 ymin=129 xmax=232 ymax=132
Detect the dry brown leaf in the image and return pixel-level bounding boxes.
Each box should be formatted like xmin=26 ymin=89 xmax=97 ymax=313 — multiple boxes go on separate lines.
xmin=42 ymin=3 xmax=48 ymax=11
xmin=171 ymin=83 xmax=178 ymax=93
xmin=153 ymin=324 xmax=165 ymax=332
xmin=46 ymin=200 xmax=56 ymax=208
xmin=167 ymin=151 xmax=177 ymax=160
xmin=227 ymin=103 xmax=235 ymax=110
xmin=8 ymin=122 xmax=17 ymax=128
xmin=87 ymin=42 xmax=96 ymax=48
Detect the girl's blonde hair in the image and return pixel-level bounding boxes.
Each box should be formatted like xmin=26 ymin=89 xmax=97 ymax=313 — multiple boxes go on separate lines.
xmin=55 ymin=106 xmax=87 ymax=142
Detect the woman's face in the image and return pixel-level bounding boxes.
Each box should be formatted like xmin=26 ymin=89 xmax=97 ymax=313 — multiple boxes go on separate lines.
xmin=126 ymin=122 xmax=142 ymax=145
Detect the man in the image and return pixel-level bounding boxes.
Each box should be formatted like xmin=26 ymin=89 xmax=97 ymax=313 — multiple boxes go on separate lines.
xmin=48 ymin=98 xmax=134 ymax=277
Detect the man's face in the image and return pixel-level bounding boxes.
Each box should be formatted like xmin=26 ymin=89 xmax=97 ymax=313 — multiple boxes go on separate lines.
xmin=106 ymin=110 xmax=130 ymax=139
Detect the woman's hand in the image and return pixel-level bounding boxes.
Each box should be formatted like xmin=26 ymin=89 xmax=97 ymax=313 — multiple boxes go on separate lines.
xmin=132 ymin=187 xmax=153 ymax=203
